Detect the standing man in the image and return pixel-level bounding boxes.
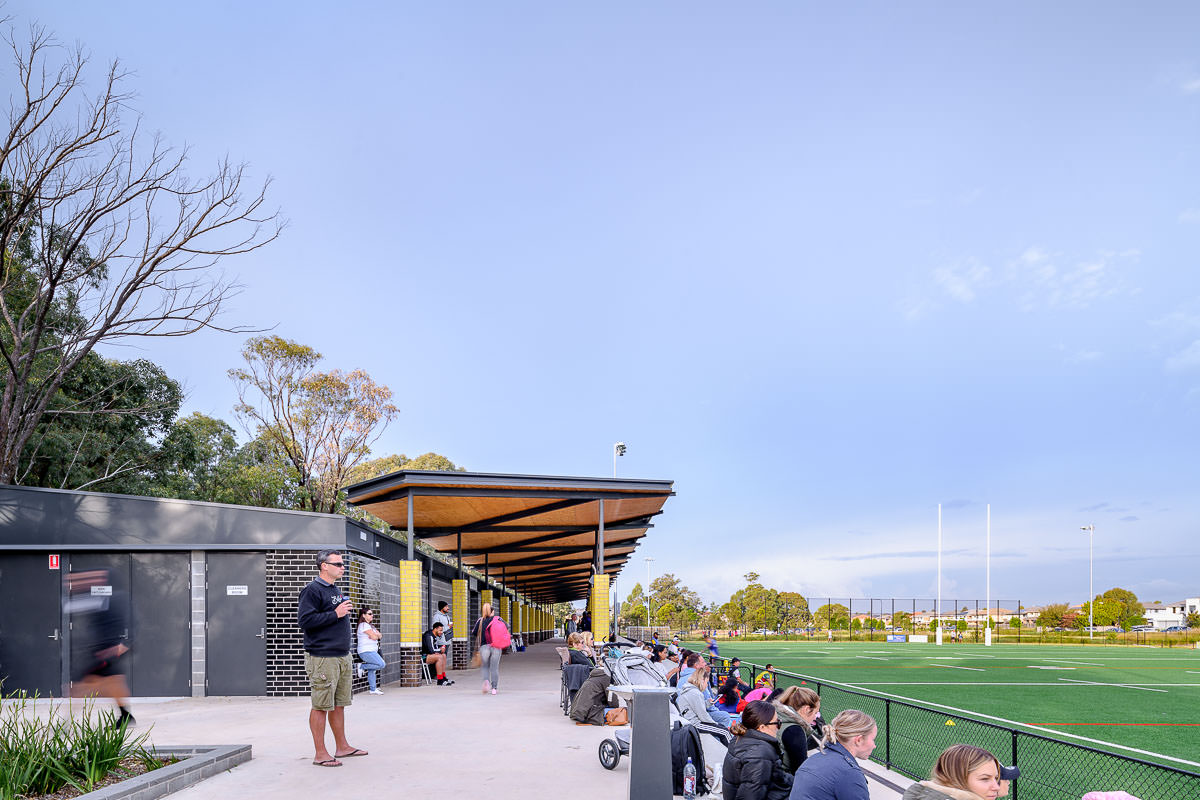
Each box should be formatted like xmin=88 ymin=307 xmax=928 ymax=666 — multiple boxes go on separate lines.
xmin=566 ymin=613 xmax=578 ymax=635
xmin=298 ymin=549 xmax=367 ymax=767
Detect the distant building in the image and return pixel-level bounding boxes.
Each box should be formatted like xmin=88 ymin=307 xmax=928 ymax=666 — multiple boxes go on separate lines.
xmin=1143 ymin=597 xmax=1199 ymax=629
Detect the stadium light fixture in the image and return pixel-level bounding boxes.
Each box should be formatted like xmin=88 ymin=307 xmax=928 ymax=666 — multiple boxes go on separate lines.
xmin=613 ymin=442 xmax=626 ymax=477
xmin=1081 ymin=524 xmax=1095 ymax=640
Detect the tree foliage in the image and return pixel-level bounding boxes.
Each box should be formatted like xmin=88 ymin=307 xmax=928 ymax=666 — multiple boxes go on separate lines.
xmin=814 ymin=603 xmax=849 ymax=630
xmin=0 ymin=25 xmax=279 ymax=483
xmin=1036 ymin=603 xmax=1069 ymax=628
xmin=229 ymin=336 xmax=399 ymax=513
xmin=18 ymin=354 xmax=180 ymax=492
xmin=1080 ymin=587 xmax=1146 ymax=631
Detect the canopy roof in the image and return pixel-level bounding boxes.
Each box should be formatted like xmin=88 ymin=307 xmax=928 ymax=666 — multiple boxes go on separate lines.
xmin=343 ymin=470 xmax=674 ymax=603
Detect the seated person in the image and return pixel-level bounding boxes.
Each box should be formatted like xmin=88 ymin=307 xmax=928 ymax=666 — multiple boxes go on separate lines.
xmin=727 ymin=657 xmax=753 ymax=694
xmin=566 ymin=632 xmax=595 ymax=666
xmin=568 ymin=665 xmax=619 ymax=725
xmin=715 ymin=678 xmax=744 ymax=714
xmin=579 ymin=631 xmax=598 ymax=659
xmin=648 ymin=644 xmax=674 ymax=681
xmin=420 ymin=622 xmax=455 ymax=685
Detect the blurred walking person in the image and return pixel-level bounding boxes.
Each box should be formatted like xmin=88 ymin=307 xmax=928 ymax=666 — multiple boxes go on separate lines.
xmin=68 ymin=569 xmax=134 ymax=726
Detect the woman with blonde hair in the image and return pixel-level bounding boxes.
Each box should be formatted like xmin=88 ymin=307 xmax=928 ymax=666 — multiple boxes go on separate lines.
xmin=675 ymin=663 xmax=733 ymax=746
xmin=788 ymin=709 xmax=877 ymax=800
xmin=471 ymin=602 xmax=502 ymax=694
xmin=901 ymin=744 xmax=1002 ymax=800
xmin=773 ymin=686 xmax=823 ymax=773
xmin=566 ymin=632 xmax=594 ymax=666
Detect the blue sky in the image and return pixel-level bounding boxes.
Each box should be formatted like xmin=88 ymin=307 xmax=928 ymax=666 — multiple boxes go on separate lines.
xmin=14 ymin=2 xmax=1200 ymax=608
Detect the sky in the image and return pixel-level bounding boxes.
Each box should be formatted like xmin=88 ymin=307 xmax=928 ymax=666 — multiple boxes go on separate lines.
xmin=11 ymin=2 xmax=1200 ymax=609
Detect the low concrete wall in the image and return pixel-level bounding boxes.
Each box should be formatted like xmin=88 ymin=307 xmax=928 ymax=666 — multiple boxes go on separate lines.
xmin=75 ymin=744 xmax=251 ymax=800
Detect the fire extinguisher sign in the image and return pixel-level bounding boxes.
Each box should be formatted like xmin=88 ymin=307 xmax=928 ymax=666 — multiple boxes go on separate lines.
xmin=49 ymin=554 xmax=60 ymax=570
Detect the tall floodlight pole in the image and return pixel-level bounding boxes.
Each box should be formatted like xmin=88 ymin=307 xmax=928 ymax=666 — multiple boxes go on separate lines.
xmin=985 ymin=504 xmax=992 ymax=647
xmin=644 ymin=556 xmax=654 ymax=634
xmin=937 ymin=503 xmax=943 ymax=646
xmin=1081 ymin=524 xmax=1095 ymax=641
xmin=613 ymin=442 xmax=626 ymax=477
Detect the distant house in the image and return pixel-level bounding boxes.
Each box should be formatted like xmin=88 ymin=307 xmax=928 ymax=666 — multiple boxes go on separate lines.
xmin=1143 ymin=597 xmax=1199 ymax=629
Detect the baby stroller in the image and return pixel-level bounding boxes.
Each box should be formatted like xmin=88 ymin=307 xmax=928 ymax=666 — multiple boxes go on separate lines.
xmin=599 ymin=720 xmax=711 ymax=795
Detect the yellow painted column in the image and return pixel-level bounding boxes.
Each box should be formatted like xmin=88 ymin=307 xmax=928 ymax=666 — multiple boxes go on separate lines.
xmin=515 ymin=600 xmax=524 ymax=639
xmin=451 ymin=579 xmax=468 ymax=669
xmin=398 ymin=560 xmax=422 ymax=686
xmin=591 ymin=574 xmax=610 ymax=642
xmin=499 ymin=595 xmax=511 ymax=629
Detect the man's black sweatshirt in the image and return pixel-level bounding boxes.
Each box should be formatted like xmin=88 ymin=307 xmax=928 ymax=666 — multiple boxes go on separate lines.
xmin=297 ymin=579 xmax=351 ymax=656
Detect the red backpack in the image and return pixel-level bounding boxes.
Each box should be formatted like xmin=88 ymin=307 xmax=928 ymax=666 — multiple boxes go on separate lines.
xmin=485 ymin=616 xmax=512 ymax=649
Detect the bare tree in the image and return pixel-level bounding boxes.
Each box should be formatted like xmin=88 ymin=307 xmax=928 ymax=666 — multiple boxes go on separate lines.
xmin=0 ymin=24 xmax=281 ymax=483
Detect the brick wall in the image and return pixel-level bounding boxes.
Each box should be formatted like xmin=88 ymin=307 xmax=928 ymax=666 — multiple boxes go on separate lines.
xmin=265 ymin=549 xmax=387 ymax=697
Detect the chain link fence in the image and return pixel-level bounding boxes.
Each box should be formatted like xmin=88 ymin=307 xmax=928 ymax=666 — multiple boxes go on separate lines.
xmin=707 ymin=657 xmax=1200 ymax=800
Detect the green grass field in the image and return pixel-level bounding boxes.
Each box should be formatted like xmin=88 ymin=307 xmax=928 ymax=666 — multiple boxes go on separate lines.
xmin=699 ymin=640 xmax=1200 ymax=769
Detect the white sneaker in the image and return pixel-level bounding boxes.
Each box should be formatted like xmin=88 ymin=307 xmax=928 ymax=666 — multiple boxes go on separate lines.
xmin=356 ymin=664 xmax=364 ymax=678
xmin=490 ymin=688 xmax=498 ymax=695
xmin=369 ymin=689 xmax=383 ymax=695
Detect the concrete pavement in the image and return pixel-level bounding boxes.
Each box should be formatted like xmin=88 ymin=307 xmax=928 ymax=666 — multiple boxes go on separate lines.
xmin=26 ymin=638 xmax=911 ymax=799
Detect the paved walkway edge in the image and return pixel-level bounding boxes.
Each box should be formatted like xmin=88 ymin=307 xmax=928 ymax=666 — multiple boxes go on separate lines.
xmin=77 ymin=744 xmax=252 ymax=800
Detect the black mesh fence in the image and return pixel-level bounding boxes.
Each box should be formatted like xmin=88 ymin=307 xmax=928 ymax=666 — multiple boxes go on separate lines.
xmin=709 ymin=657 xmax=1200 ymax=800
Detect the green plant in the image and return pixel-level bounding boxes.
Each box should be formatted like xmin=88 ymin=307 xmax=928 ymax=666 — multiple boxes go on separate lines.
xmin=0 ymin=693 xmax=155 ymax=800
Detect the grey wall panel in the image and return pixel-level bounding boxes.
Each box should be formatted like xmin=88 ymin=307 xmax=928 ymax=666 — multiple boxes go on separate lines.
xmin=0 ymin=486 xmax=347 ymax=549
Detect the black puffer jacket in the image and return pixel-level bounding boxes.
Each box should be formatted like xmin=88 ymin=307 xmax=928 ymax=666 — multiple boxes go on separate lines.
xmin=721 ymin=728 xmax=793 ymax=800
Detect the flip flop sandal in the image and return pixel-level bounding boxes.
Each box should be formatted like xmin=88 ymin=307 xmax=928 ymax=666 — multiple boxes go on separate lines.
xmin=335 ymin=749 xmax=369 ymax=757
xmin=312 ymin=759 xmax=342 ymax=767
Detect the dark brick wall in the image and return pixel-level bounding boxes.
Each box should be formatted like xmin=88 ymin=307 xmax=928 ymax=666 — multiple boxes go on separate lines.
xmin=266 ymin=549 xmax=399 ymax=696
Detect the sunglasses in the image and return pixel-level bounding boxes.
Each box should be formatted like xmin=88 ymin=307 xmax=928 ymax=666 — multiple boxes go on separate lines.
xmin=324 ymin=560 xmax=345 ymax=567
xmin=764 ymin=719 xmax=780 ymax=726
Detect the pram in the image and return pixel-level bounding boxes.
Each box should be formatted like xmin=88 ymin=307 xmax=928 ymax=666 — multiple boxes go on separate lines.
xmin=599 ymin=720 xmax=714 ymax=795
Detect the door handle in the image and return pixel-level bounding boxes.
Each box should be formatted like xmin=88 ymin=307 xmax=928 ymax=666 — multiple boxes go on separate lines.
xmin=255 ymin=627 xmax=266 ymax=639
xmin=48 ymin=628 xmax=59 ymax=641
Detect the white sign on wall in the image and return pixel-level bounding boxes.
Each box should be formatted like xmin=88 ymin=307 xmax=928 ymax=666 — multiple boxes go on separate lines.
xmin=226 ymin=585 xmax=249 ymax=596
xmin=90 ymin=585 xmax=112 ymax=596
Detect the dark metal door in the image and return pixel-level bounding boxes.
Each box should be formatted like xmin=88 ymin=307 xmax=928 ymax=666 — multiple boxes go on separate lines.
xmin=206 ymin=552 xmax=266 ymax=695
xmin=130 ymin=553 xmax=191 ymax=696
xmin=0 ymin=554 xmax=63 ymax=696
xmin=68 ymin=553 xmax=131 ymax=696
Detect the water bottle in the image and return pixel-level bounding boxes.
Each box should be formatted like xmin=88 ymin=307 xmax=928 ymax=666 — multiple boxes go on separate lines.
xmin=683 ymin=756 xmax=697 ymax=799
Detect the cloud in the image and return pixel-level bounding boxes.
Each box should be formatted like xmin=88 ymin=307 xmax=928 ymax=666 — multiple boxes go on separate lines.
xmin=1179 ymin=208 xmax=1200 ymax=223
xmin=1182 ymin=78 xmax=1200 ymax=94
xmin=1165 ymin=340 xmax=1200 ymax=372
xmin=821 ymin=548 xmax=969 ymax=562
xmin=932 ymin=260 xmax=990 ymax=303
xmin=908 ymin=247 xmax=1137 ymax=320
xmin=1119 ymin=516 xmax=1139 ymax=522
xmin=1079 ymin=502 xmax=1109 ymax=512
xmin=1065 ymin=349 xmax=1103 ymax=364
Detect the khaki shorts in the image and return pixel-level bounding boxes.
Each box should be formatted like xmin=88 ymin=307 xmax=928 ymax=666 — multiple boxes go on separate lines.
xmin=305 ymin=653 xmax=353 ymax=710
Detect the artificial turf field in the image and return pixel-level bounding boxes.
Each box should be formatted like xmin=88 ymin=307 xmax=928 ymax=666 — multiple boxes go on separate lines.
xmin=699 ymin=640 xmax=1200 ymax=769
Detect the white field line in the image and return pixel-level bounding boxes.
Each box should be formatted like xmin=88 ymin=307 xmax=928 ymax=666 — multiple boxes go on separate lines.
xmin=850 ymin=682 xmax=1200 ymax=686
xmin=1058 ymin=678 xmax=1167 ymax=694
xmin=927 ymin=656 xmax=962 ymax=660
xmin=856 ymin=656 xmax=889 ymax=661
xmin=1044 ymin=659 xmax=1105 ymax=667
xmin=787 ymin=670 xmax=1200 ymax=769
xmin=931 ymin=664 xmax=984 ymax=671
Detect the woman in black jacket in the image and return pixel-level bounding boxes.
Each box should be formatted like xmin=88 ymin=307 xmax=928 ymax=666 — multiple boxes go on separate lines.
xmin=722 ymin=700 xmax=793 ymax=800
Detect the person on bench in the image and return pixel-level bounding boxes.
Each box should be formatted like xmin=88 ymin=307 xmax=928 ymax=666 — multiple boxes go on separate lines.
xmin=566 ymin=632 xmax=595 ymax=666
xmin=421 ymin=622 xmax=454 ymax=685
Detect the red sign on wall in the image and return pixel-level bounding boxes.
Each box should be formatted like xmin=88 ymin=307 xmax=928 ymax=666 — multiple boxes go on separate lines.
xmin=48 ymin=554 xmax=60 ymax=570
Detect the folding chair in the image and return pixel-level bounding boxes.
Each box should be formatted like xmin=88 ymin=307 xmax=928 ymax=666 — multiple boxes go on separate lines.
xmin=421 ymin=660 xmax=434 ymax=685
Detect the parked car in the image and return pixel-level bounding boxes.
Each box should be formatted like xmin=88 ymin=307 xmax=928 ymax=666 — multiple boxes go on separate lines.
xmin=1130 ymin=625 xmax=1154 ymax=632
xmin=1164 ymin=625 xmax=1190 ymax=632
